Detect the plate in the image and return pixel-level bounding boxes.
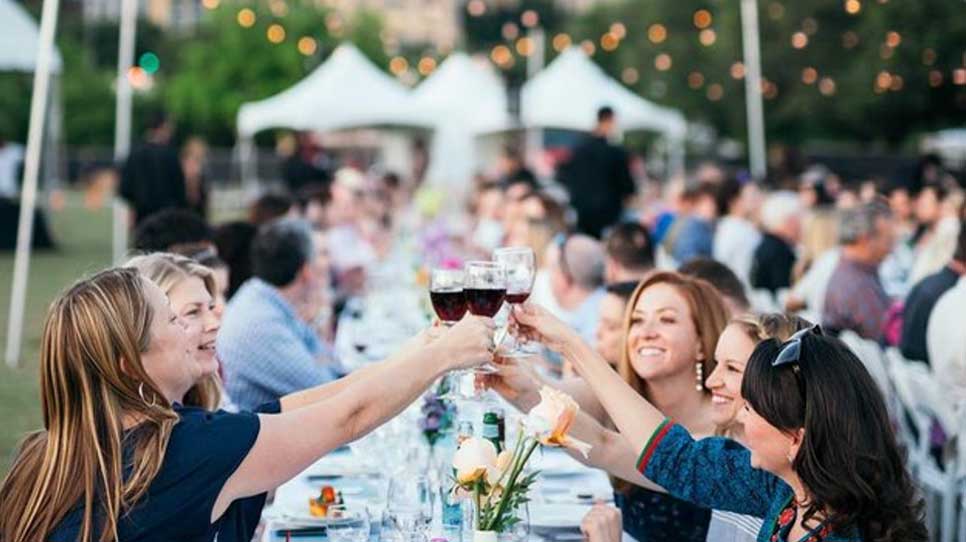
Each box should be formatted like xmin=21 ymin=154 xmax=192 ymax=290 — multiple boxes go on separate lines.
xmin=529 ymin=503 xmax=592 ymax=529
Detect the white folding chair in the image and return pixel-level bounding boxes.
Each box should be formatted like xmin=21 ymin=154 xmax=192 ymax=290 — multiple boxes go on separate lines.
xmin=889 ymin=355 xmax=959 ymax=542
xmin=839 ymin=332 xmax=895 ymax=417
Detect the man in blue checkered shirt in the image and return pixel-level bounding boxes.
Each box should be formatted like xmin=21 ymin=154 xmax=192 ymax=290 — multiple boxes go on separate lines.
xmin=218 ymin=218 xmax=344 ymax=411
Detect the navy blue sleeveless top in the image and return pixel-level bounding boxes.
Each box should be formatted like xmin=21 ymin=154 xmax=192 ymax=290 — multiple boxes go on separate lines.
xmin=48 ymin=402 xmax=278 ymax=542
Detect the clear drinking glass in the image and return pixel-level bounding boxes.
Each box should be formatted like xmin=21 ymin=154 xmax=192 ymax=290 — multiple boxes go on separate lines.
xmin=325 ymin=506 xmax=371 ymax=542
xmin=429 ymin=269 xmax=467 ymax=326
xmin=386 ymin=475 xmax=434 ymax=542
xmin=492 ymin=247 xmax=535 ymax=357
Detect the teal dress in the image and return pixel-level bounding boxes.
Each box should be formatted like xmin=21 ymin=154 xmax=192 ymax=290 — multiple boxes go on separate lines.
xmin=636 ymin=420 xmax=862 ymax=542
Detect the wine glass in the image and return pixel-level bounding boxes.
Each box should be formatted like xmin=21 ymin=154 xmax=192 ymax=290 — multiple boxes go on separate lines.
xmin=493 ymin=247 xmax=535 ymax=357
xmin=386 ymin=475 xmax=434 ymax=542
xmin=429 ymin=268 xmax=467 ymax=326
xmin=464 ymin=261 xmax=507 ymax=374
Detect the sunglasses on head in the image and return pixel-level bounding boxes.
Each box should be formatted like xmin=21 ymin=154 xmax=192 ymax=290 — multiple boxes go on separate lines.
xmin=772 ymin=325 xmax=822 ymax=403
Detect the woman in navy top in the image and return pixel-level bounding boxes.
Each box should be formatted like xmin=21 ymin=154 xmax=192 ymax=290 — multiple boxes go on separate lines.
xmin=512 ymin=303 xmax=927 ymax=542
xmin=0 ymin=268 xmax=495 ymax=542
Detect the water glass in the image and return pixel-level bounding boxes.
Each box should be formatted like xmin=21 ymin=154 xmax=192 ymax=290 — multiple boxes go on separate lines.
xmin=325 ymin=506 xmax=371 ymax=542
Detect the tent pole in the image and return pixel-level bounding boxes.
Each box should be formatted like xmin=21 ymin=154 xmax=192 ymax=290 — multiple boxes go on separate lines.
xmin=740 ymin=0 xmax=766 ymax=180
xmin=5 ymin=0 xmax=61 ymax=368
xmin=112 ymin=0 xmax=137 ymax=264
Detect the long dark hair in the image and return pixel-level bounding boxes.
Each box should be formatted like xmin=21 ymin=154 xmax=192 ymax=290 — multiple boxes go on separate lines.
xmin=741 ymin=334 xmax=927 ymax=542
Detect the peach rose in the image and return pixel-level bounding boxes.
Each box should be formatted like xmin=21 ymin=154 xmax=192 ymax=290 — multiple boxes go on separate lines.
xmin=526 ymin=386 xmax=592 ymax=457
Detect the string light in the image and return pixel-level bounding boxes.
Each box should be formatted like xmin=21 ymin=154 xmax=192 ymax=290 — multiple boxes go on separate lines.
xmin=707 ymin=83 xmax=723 ymax=101
xmin=521 ymin=10 xmax=539 ymax=28
xmin=269 ymin=0 xmax=287 ymax=17
xmin=648 ymin=24 xmax=667 ymax=44
xmin=845 ymin=0 xmax=861 ymax=14
xmin=601 ymin=33 xmax=620 ymax=51
xmin=516 ymin=37 xmax=534 ymax=56
xmin=842 ymin=31 xmax=859 ymax=49
xmin=819 ymin=77 xmax=836 ymax=96
xmin=581 ymin=40 xmax=596 ymax=56
xmin=688 ymin=72 xmax=705 ymax=89
xmin=502 ymin=22 xmax=519 ymax=41
xmin=267 ymin=24 xmax=285 ymax=43
xmin=610 ymin=22 xmax=626 ymax=40
xmin=885 ymin=31 xmax=901 ymax=48
xmin=202 ymin=0 xmax=219 ymax=10
xmin=875 ymin=71 xmax=892 ymax=90
xmin=699 ymin=29 xmax=716 ymax=46
xmin=389 ymin=56 xmax=408 ymax=75
xmin=802 ymin=67 xmax=818 ymax=84
xmin=237 ymin=8 xmax=255 ymax=27
xmin=467 ymin=0 xmax=486 ymax=16
xmin=490 ymin=45 xmax=513 ymax=66
xmin=622 ymin=67 xmax=639 ymax=84
xmin=418 ymin=57 xmax=437 ymax=75
xmin=552 ymin=33 xmax=572 ymax=52
xmin=767 ymin=2 xmax=785 ymax=20
xmin=693 ymin=10 xmax=712 ymax=29
xmin=655 ymin=53 xmax=672 ymax=71
xmin=922 ymin=49 xmax=936 ymax=66
xmin=889 ymin=75 xmax=904 ymax=91
xmin=297 ymin=37 xmax=317 ymax=56
xmin=730 ymin=62 xmax=745 ymax=79
xmin=763 ymin=81 xmax=779 ymax=99
xmin=928 ymin=70 xmax=943 ymax=87
xmin=955 ymin=69 xmax=966 ymax=86
xmin=791 ymin=32 xmax=808 ymax=49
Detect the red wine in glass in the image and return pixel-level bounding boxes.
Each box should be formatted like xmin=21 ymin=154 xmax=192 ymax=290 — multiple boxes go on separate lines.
xmin=465 ymin=287 xmax=507 ymax=317
xmin=505 ymin=291 xmax=531 ymax=305
xmin=431 ymin=289 xmax=468 ymax=323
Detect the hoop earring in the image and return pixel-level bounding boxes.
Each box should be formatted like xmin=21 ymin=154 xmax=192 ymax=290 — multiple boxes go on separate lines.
xmin=138 ymin=382 xmax=157 ymax=408
xmin=694 ymin=362 xmax=704 ymax=392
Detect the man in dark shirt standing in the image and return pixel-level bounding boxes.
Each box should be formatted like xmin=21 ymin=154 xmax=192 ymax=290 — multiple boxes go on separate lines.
xmin=557 ymin=106 xmax=635 ymax=238
xmin=750 ymin=191 xmax=803 ymax=294
xmin=119 ymin=112 xmax=188 ymax=225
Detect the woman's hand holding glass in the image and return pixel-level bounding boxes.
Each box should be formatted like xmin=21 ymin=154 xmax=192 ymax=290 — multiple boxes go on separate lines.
xmin=430 ymin=314 xmax=496 ymax=373
xmin=510 ymin=303 xmax=583 ymax=354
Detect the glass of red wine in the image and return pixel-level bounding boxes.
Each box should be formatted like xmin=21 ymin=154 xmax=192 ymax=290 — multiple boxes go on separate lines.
xmin=429 ymin=269 xmax=467 ymax=325
xmin=464 ymin=261 xmax=507 ymax=374
xmin=493 ymin=247 xmax=535 ymax=356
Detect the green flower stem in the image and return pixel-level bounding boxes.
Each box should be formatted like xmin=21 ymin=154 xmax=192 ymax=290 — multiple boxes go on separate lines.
xmin=474 ymin=480 xmax=483 ymax=529
xmin=483 ymin=439 xmax=540 ymax=531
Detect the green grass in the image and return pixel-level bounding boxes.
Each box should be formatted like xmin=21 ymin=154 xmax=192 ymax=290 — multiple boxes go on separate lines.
xmin=0 ymin=192 xmax=112 ymax=476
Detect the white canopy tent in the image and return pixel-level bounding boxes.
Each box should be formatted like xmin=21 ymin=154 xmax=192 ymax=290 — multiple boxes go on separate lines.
xmin=411 ymin=53 xmax=514 ymax=201
xmin=236 ymin=43 xmax=435 ymax=185
xmin=0 ymin=0 xmax=63 ymax=73
xmin=520 ymin=47 xmax=686 ymax=174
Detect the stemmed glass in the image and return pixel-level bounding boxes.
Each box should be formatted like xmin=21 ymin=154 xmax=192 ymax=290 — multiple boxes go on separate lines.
xmin=492 ymin=247 xmax=535 ymax=357
xmin=386 ymin=475 xmax=434 ymax=542
xmin=429 ymin=268 xmax=467 ymax=325
xmin=325 ymin=506 xmax=371 ymax=542
xmin=464 ymin=261 xmax=507 ymax=374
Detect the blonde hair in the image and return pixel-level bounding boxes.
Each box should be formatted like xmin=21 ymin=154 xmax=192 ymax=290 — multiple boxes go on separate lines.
xmin=794 ymin=209 xmax=839 ymax=280
xmin=125 ymin=253 xmax=221 ymax=411
xmin=0 ymin=268 xmax=178 ymax=542
xmin=618 ymin=271 xmax=729 ymax=397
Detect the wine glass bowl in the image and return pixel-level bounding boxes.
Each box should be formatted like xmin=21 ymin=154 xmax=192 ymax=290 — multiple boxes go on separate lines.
xmin=429 ymin=268 xmax=467 ymax=325
xmin=492 ymin=247 xmax=536 ymax=356
xmin=463 ymin=261 xmax=507 ymax=317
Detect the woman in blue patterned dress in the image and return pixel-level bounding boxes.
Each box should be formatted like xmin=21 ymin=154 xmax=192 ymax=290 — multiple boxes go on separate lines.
xmin=512 ymin=304 xmax=927 ymax=542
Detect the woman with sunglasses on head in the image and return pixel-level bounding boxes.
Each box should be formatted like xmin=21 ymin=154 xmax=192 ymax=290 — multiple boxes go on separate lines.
xmin=512 ymin=305 xmax=927 ymax=542
xmin=0 ymin=268 xmax=494 ymax=542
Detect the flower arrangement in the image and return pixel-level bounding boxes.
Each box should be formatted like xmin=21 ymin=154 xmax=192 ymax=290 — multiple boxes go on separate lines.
xmin=419 ymin=382 xmax=457 ymax=448
xmin=451 ymin=387 xmax=591 ymax=538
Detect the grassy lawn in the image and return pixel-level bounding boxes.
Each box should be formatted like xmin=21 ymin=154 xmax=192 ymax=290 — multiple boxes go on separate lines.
xmin=0 ymin=192 xmax=112 ymax=476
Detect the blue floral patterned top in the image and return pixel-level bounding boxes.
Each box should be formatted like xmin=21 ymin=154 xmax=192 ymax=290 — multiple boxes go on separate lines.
xmin=636 ymin=420 xmax=863 ymax=542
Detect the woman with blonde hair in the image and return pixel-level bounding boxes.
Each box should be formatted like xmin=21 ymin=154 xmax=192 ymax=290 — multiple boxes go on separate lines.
xmin=126 ymin=252 xmax=223 ymax=410
xmin=0 ymin=267 xmax=493 ymax=542
xmin=489 ymin=271 xmax=730 ymax=541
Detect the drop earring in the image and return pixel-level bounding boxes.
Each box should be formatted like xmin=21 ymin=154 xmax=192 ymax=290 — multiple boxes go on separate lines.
xmin=695 ymin=362 xmax=704 ymax=391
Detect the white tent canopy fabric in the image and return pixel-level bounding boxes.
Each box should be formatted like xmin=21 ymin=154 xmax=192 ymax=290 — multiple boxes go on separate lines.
xmin=412 ymin=53 xmax=514 ymax=134
xmin=521 ymin=47 xmax=685 ymax=139
xmin=236 ymin=43 xmax=432 ymax=138
xmin=411 ymin=53 xmax=513 ymax=195
xmin=0 ymin=0 xmax=62 ymax=74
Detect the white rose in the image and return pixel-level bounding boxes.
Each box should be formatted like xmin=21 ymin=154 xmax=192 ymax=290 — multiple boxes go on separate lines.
xmin=452 ymin=437 xmax=499 ymax=485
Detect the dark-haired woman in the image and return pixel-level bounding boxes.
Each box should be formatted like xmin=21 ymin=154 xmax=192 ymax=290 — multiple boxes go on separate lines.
xmin=513 ymin=304 xmax=927 ymax=542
